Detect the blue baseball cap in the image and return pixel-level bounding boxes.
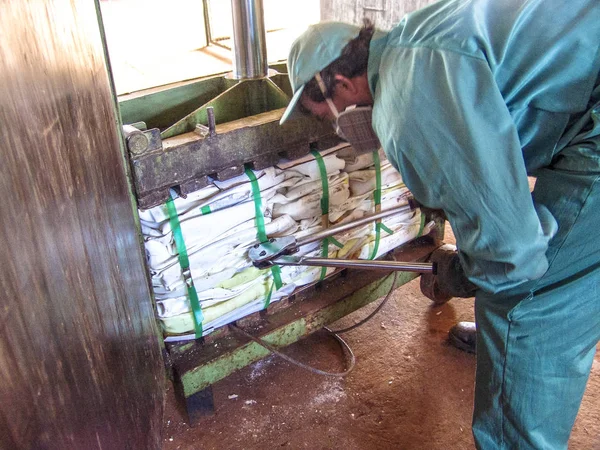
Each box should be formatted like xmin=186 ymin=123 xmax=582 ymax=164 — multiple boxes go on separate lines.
xmin=280 ymin=22 xmax=361 ymax=125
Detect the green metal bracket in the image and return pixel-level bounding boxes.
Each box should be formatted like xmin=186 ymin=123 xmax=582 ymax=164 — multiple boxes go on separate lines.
xmin=119 ymin=76 xmax=237 ymax=131
xmin=161 ymin=78 xmax=290 ymax=138
xmin=118 ymin=63 xmax=291 ymax=135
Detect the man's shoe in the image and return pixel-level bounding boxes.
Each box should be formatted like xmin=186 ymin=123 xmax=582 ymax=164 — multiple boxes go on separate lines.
xmin=448 ymin=321 xmax=476 ymax=354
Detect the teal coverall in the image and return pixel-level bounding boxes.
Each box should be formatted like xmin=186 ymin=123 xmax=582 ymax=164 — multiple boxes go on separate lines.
xmin=366 ymin=0 xmax=600 ymax=447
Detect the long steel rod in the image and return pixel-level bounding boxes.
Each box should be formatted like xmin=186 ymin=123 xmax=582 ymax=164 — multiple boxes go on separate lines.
xmin=273 ymin=257 xmax=434 ymax=273
xmin=296 ymin=203 xmax=414 ymax=248
xmin=230 ymin=0 xmax=268 ymax=79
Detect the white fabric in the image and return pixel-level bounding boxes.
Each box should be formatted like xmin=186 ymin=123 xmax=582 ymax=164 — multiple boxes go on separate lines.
xmin=140 ymin=147 xmax=422 ymax=339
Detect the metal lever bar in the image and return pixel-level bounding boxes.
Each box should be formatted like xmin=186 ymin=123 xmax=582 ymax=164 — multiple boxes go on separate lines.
xmin=295 ymin=201 xmax=415 ymax=248
xmin=249 ymin=200 xmax=421 ymax=266
xmin=270 ymin=255 xmax=435 ymax=273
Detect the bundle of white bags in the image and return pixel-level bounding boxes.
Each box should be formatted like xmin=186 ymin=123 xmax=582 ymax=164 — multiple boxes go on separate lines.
xmin=139 ymin=145 xmax=423 ymax=341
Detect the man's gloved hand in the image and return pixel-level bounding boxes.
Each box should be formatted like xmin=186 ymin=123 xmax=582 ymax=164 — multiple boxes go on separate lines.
xmin=420 ymin=244 xmax=477 ymax=304
xmin=418 ymin=206 xmax=447 ymax=222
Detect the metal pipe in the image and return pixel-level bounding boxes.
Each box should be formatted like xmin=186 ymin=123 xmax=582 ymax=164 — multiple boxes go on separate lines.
xmin=203 ymin=0 xmax=212 ymax=46
xmin=274 ymin=256 xmax=435 ymax=273
xmin=296 ymin=203 xmax=415 ymax=248
xmin=230 ymin=0 xmax=268 ymax=79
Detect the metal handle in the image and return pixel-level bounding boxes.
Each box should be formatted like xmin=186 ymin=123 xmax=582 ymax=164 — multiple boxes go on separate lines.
xmin=296 ymin=202 xmax=415 ymax=248
xmin=248 ymin=201 xmax=420 ymax=266
xmin=271 ymin=256 xmax=435 ymax=274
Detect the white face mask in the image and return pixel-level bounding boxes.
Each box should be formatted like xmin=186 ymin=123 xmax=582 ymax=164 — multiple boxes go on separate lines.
xmin=315 ymin=73 xmax=381 ymax=154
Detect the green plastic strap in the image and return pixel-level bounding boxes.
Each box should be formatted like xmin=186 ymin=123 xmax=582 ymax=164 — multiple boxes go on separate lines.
xmin=200 ymin=205 xmax=211 ymax=215
xmin=310 ymin=150 xmax=330 ymax=215
xmin=380 ymin=222 xmax=394 ymax=235
xmin=318 ymin=237 xmax=330 ymax=280
xmin=166 ymin=196 xmax=203 ymax=338
xmin=311 ymin=150 xmax=333 ymax=280
xmin=270 ymin=264 xmax=282 ymax=290
xmin=368 ymin=223 xmax=381 ymax=261
xmin=373 ymin=151 xmax=382 ymax=206
xmin=368 ymin=152 xmax=395 ymax=260
xmin=417 ymin=208 xmax=426 ymax=237
xmin=330 ymin=237 xmax=344 ymax=249
xmin=244 ymin=167 xmax=282 ymax=307
xmin=369 ymin=151 xmax=384 ymax=260
xmin=263 ymin=283 xmax=275 ymax=309
xmin=244 ymin=167 xmax=268 ymax=243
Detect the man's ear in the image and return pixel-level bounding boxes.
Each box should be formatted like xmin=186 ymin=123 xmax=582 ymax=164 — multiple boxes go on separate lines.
xmin=333 ymin=74 xmax=359 ymax=96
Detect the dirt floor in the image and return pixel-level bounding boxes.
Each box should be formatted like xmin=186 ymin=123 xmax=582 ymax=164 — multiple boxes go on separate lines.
xmin=161 ymin=227 xmax=600 ymax=449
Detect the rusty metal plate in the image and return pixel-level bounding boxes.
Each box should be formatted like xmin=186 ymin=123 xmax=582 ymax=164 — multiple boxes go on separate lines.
xmin=131 ymin=109 xmax=341 ymax=209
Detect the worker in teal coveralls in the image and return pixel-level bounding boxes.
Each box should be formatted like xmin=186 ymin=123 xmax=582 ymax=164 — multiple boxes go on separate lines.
xmin=280 ymin=0 xmax=600 ymax=447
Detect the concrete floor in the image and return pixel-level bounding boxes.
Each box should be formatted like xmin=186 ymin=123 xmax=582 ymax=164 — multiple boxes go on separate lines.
xmin=161 ymin=227 xmax=600 ymax=449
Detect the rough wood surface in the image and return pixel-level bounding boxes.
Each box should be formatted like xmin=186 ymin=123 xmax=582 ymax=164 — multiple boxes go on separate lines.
xmin=0 ymin=2 xmax=164 ymax=449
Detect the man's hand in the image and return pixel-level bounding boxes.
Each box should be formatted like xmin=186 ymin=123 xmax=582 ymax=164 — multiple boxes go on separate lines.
xmin=420 ymin=244 xmax=477 ymax=304
xmin=418 ymin=206 xmax=447 ymax=222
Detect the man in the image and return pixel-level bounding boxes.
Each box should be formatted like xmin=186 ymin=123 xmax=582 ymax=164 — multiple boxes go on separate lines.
xmin=280 ymin=0 xmax=600 ymax=448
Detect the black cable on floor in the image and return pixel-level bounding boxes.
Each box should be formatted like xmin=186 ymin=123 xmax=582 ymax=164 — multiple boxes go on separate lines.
xmin=329 ymin=271 xmax=398 ymax=334
xmin=229 ymin=323 xmax=356 ymax=377
xmin=229 ymin=270 xmax=399 ymax=377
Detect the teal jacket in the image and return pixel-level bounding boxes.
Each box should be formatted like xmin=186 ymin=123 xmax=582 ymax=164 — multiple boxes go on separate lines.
xmin=367 ymin=0 xmax=600 ymax=293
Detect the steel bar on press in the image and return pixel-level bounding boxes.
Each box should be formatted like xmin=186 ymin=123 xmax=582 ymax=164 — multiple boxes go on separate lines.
xmin=230 ymin=0 xmax=268 ymax=79
xmin=296 ymin=202 xmax=415 ymax=248
xmin=274 ymin=257 xmax=434 ymax=273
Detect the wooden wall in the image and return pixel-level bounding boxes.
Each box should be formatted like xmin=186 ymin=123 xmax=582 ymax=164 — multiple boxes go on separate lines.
xmin=0 ymin=1 xmax=165 ymax=448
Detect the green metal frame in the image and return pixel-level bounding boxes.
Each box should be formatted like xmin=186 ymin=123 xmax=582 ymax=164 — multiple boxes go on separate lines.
xmin=161 ymin=77 xmax=290 ymax=138
xmin=166 ymin=234 xmax=442 ymax=419
xmin=118 ymin=65 xmax=339 ymax=210
xmin=116 ymin=64 xmax=446 ymax=423
xmin=181 ymin=269 xmax=421 ymax=397
xmin=118 ymin=65 xmax=293 ymax=136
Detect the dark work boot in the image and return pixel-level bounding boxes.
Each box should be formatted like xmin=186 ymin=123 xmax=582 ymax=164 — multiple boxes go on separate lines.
xmin=448 ymin=321 xmax=477 ymax=354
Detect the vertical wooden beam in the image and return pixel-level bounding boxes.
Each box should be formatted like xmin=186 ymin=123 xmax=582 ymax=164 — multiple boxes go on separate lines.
xmin=0 ymin=2 xmax=165 ymax=448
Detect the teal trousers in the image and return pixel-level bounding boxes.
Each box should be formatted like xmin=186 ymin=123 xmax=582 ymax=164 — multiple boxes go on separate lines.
xmin=472 ymin=103 xmax=600 ymax=448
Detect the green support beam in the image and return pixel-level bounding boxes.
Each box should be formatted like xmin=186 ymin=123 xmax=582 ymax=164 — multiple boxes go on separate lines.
xmin=168 ymin=236 xmax=440 ymax=399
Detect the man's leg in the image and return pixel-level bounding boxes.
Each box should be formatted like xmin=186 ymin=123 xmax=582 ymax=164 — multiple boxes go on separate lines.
xmin=472 ymin=171 xmax=600 ymax=449
xmin=473 ymin=269 xmax=600 ymax=449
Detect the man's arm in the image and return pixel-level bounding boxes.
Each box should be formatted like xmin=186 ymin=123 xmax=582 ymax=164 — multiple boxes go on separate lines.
xmin=375 ymin=47 xmax=556 ymax=293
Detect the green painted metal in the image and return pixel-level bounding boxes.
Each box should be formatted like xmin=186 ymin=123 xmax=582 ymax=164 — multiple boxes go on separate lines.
xmin=267 ymin=73 xmax=293 ymax=97
xmin=119 ymin=76 xmax=237 ymax=130
xmin=175 ymin=342 xmax=196 ymax=355
xmin=269 ymin=62 xmax=288 ymax=74
xmin=118 ymin=65 xmax=291 ymax=133
xmin=161 ymin=78 xmax=290 ymax=138
xmin=179 ymin=270 xmax=419 ymax=398
xmin=181 ymin=320 xmax=307 ymax=397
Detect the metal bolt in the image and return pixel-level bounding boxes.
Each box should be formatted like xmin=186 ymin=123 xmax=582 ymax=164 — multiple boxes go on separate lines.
xmin=127 ymin=133 xmax=149 ymax=154
xmin=195 ymin=124 xmax=209 ymax=138
xmin=123 ymin=125 xmax=149 ymax=155
xmin=207 ymin=107 xmax=217 ymax=137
